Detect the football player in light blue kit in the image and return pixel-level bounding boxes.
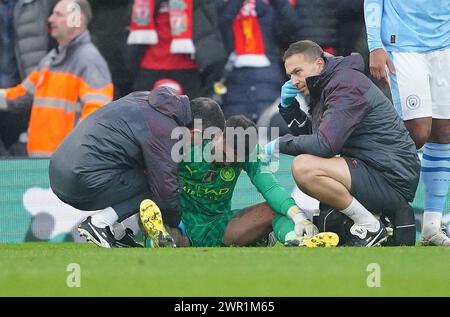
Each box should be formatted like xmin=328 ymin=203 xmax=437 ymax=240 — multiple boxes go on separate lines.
xmin=364 ymin=0 xmax=450 ymax=246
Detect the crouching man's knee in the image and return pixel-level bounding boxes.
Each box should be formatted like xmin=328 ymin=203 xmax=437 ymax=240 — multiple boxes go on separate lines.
xmin=292 ymin=154 xmax=319 ymax=188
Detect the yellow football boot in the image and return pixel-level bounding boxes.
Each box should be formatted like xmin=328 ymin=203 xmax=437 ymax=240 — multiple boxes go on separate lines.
xmin=300 ymin=232 xmax=339 ymax=248
xmin=139 ymin=199 xmax=176 ymax=248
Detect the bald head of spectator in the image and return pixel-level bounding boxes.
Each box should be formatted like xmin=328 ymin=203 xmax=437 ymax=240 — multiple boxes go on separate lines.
xmin=48 ymin=0 xmax=92 ymax=47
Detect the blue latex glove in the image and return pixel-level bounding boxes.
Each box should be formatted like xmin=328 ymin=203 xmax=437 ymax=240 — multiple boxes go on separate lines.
xmin=280 ymin=80 xmax=299 ymax=108
xmin=264 ymin=138 xmax=279 ymax=158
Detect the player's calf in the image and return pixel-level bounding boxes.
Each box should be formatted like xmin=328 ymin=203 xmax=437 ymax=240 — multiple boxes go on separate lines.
xmin=223 ymin=203 xmax=274 ymax=246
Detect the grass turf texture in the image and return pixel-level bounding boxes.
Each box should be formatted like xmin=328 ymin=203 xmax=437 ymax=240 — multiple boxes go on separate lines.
xmin=0 ymin=243 xmax=449 ymax=297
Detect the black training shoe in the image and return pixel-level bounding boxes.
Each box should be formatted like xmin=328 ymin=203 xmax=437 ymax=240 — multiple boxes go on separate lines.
xmin=344 ymin=220 xmax=389 ymax=247
xmin=114 ymin=228 xmax=143 ymax=248
xmin=78 ymin=216 xmax=116 ymax=248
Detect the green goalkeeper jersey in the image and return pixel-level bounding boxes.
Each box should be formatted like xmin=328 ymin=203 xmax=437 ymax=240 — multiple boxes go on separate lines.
xmin=179 ymin=142 xmax=296 ymax=219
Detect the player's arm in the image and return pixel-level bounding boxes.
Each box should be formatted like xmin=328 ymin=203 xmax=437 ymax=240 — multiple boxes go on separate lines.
xmin=245 ymin=156 xmax=296 ymax=217
xmin=364 ymin=0 xmax=394 ymax=84
xmin=244 ymin=147 xmax=318 ymax=236
xmin=364 ymin=0 xmax=384 ymax=52
xmin=0 ymin=71 xmax=39 ymax=112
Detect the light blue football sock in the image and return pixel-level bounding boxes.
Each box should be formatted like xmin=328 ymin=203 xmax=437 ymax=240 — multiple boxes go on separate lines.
xmin=421 ymin=143 xmax=450 ymax=234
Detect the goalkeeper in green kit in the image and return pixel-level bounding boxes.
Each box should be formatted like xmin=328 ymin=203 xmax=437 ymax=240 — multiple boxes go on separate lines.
xmin=140 ymin=115 xmax=338 ymax=247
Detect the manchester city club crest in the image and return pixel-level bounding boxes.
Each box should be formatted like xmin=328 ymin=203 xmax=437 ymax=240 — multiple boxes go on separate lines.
xmin=220 ymin=167 xmax=236 ymax=182
xmin=406 ymin=94 xmax=421 ymax=110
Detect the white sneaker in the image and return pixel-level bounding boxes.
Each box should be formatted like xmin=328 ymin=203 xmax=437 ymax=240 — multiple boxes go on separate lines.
xmin=421 ymin=228 xmax=450 ymax=246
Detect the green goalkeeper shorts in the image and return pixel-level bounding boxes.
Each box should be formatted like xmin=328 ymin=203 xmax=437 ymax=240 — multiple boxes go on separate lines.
xmin=182 ymin=209 xmax=242 ymax=247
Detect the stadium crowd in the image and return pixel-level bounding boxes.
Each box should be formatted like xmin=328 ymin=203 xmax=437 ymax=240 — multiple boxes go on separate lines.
xmin=1 ymin=0 xmax=449 ymax=247
xmin=0 ymin=0 xmax=366 ymax=156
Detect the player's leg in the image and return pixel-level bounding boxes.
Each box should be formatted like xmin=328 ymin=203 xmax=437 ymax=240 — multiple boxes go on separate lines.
xmin=183 ymin=203 xmax=336 ymax=247
xmin=223 ymin=202 xmax=275 ymax=246
xmin=419 ymin=142 xmax=450 ymax=246
xmin=420 ymin=48 xmax=450 ymax=246
xmin=178 ymin=204 xmax=273 ymax=247
xmin=166 ymin=226 xmax=191 ymax=247
xmin=292 ymin=155 xmax=388 ymax=246
xmin=387 ymin=51 xmax=437 ymax=245
xmin=271 ymin=214 xmax=338 ymax=247
xmin=388 ymin=51 xmax=432 ymax=149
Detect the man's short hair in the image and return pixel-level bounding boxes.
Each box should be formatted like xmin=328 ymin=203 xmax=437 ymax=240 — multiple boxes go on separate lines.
xmin=65 ymin=0 xmax=92 ymax=26
xmin=283 ymin=40 xmax=324 ymax=62
xmin=189 ymin=97 xmax=225 ymax=132
xmin=224 ymin=115 xmax=258 ymax=161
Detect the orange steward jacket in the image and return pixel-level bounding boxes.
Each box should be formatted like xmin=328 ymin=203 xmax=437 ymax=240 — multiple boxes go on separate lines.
xmin=0 ymin=31 xmax=113 ymax=156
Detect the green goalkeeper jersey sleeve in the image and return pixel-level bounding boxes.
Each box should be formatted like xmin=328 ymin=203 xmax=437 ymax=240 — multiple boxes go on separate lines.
xmin=242 ymin=145 xmax=297 ymax=216
xmin=179 ymin=142 xmax=296 ymax=217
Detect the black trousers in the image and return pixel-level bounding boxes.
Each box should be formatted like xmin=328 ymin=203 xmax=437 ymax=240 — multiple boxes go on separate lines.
xmin=51 ymin=168 xmax=181 ymax=227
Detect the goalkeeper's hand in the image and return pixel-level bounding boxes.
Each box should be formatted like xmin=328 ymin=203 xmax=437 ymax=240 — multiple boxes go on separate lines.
xmin=264 ymin=138 xmax=279 ymax=158
xmin=287 ymin=206 xmax=319 ymax=237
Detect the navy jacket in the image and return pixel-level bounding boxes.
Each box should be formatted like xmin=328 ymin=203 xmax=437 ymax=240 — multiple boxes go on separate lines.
xmin=279 ymin=54 xmax=420 ymax=202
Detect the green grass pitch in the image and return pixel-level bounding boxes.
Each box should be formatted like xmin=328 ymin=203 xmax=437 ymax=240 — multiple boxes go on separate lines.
xmin=1 ymin=243 xmax=450 ymax=297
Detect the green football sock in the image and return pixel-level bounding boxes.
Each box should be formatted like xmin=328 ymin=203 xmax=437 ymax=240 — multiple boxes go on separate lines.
xmin=272 ymin=215 xmax=295 ymax=243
